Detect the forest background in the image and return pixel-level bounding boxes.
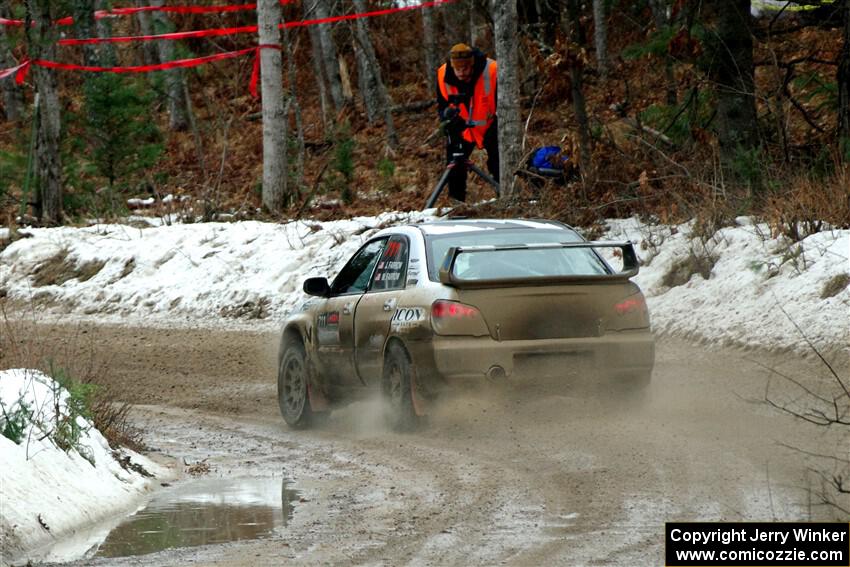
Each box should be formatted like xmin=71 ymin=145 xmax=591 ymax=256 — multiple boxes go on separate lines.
xmin=0 ymin=0 xmax=848 ymax=240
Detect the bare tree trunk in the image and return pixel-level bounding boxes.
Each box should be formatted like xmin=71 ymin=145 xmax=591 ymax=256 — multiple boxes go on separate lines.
xmin=71 ymin=0 xmax=100 ymax=66
xmin=135 ymin=0 xmax=159 ymax=66
xmin=282 ymin=18 xmax=305 ymax=193
xmin=354 ymin=44 xmax=377 ymax=122
xmin=0 ymin=0 xmax=24 ymax=121
xmin=592 ymin=0 xmax=608 ymax=79
xmin=257 ymin=0 xmax=287 ymax=212
xmin=838 ymin=0 xmax=850 ymax=156
xmin=468 ymin=0 xmax=476 ymax=45
xmin=352 ymin=0 xmax=398 ymax=148
xmin=25 ymin=0 xmax=63 ymax=224
xmin=705 ymin=0 xmax=759 ymax=170
xmin=562 ymin=0 xmax=592 ymax=175
xmin=338 ymin=54 xmax=353 ymax=102
xmin=151 ymin=0 xmax=190 ymax=131
xmin=422 ymin=6 xmax=438 ymax=93
xmin=491 ymin=0 xmax=521 ymax=199
xmin=306 ymin=23 xmax=332 ymax=134
xmin=649 ymin=0 xmax=677 ymax=105
xmin=94 ymin=0 xmax=116 ymax=65
xmin=311 ymin=0 xmax=347 ymax=112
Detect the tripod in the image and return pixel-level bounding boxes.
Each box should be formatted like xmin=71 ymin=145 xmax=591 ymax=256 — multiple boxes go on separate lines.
xmin=424 ymin=129 xmax=500 ymax=210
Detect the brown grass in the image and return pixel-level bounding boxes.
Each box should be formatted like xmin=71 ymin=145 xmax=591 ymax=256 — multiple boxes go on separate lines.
xmin=763 ymin=166 xmax=850 ymax=242
xmin=821 ymin=273 xmax=850 ymax=300
xmin=662 ymin=250 xmax=718 ymax=288
xmin=0 ymin=304 xmax=145 ymax=451
xmin=30 ymin=249 xmax=106 ymax=287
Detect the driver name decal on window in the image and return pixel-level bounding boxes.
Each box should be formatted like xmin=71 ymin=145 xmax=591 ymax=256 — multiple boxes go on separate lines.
xmin=371 ymin=237 xmax=408 ymax=291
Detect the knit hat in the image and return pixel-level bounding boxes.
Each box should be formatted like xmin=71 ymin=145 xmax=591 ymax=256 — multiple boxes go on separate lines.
xmin=449 ymin=43 xmax=474 ymax=60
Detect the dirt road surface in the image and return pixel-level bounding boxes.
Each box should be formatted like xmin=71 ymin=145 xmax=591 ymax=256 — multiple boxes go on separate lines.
xmin=23 ymin=323 xmax=848 ymax=566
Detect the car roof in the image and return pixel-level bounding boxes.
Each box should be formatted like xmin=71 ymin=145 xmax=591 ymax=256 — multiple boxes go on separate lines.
xmin=415 ymin=219 xmax=573 ymax=236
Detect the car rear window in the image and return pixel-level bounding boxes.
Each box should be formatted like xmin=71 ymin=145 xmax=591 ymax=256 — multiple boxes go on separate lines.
xmin=426 ymin=229 xmax=609 ymax=281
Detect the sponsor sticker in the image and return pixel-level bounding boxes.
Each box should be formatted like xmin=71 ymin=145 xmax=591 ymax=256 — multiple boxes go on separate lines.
xmin=318 ymin=311 xmax=340 ymax=327
xmin=391 ymin=307 xmax=425 ymax=329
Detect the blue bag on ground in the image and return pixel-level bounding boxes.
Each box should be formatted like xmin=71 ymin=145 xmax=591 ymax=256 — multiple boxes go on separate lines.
xmin=529 ymin=146 xmax=570 ymax=177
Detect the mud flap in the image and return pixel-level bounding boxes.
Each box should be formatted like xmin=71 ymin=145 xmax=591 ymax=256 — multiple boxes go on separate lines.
xmin=410 ymin=367 xmax=428 ymax=417
xmin=305 ymin=360 xmax=329 ymax=411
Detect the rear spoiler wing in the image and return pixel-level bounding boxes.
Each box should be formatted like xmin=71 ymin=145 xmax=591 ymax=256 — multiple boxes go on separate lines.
xmin=438 ymin=241 xmax=640 ymax=288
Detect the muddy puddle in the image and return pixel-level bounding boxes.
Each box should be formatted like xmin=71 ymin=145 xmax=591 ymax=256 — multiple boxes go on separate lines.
xmin=93 ymin=477 xmax=299 ymax=558
xmin=30 ymin=477 xmax=299 ymax=564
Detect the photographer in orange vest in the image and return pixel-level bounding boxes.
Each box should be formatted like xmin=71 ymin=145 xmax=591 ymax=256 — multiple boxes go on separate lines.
xmin=436 ymin=43 xmax=498 ymax=202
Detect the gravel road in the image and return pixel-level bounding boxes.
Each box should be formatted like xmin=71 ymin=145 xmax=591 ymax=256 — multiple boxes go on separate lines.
xmin=26 ymin=322 xmax=846 ymax=566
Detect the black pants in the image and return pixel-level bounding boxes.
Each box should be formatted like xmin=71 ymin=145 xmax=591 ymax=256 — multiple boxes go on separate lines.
xmin=445 ymin=122 xmax=499 ymax=201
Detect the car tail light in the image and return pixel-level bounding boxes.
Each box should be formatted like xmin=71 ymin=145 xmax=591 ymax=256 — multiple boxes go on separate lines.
xmin=432 ymin=300 xmax=479 ymax=319
xmin=607 ymin=292 xmax=651 ymax=331
xmin=430 ymin=300 xmax=489 ymax=336
xmin=614 ymin=295 xmax=646 ymax=315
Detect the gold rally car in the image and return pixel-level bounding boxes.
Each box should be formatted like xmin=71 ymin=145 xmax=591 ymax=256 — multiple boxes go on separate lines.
xmin=277 ymin=219 xmax=654 ymax=429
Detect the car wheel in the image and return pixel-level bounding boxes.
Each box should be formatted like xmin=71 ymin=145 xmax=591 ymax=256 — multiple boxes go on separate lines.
xmin=278 ymin=341 xmax=315 ymax=428
xmin=382 ymin=342 xmax=422 ymax=432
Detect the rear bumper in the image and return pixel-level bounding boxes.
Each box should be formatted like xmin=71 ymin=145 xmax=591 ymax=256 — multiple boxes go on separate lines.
xmin=407 ymin=330 xmax=655 ymax=386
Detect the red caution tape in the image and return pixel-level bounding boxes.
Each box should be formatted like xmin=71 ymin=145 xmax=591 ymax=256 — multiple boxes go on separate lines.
xmin=0 ymin=60 xmax=29 ymax=82
xmin=7 ymin=45 xmax=279 ymax=96
xmin=1 ymin=1 xmax=297 ymax=27
xmin=60 ymin=24 xmax=258 ymax=45
xmin=57 ymin=0 xmax=453 ymax=45
xmin=0 ymin=0 xmax=452 ymax=97
xmin=288 ymin=0 xmax=453 ymax=29
xmin=250 ymin=43 xmax=279 ymax=97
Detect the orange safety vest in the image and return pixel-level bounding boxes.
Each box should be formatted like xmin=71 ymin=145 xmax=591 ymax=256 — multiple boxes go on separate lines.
xmin=437 ymin=58 xmax=497 ymax=149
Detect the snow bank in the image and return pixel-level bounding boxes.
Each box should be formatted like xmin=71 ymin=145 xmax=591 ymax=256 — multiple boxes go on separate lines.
xmin=604 ymin=217 xmax=849 ymax=355
xmin=0 ymin=369 xmax=165 ymax=565
xmin=0 ymin=213 xmax=847 ymax=355
xmin=0 ymin=212 xmax=434 ymax=326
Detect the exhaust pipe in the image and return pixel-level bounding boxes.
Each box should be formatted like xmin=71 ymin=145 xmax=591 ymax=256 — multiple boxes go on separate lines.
xmin=487 ymin=365 xmax=506 ymax=381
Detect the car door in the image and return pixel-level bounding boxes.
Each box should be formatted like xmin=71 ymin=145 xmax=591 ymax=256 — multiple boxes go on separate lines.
xmin=354 ymin=235 xmax=410 ymax=386
xmin=316 ymin=238 xmax=387 ymax=387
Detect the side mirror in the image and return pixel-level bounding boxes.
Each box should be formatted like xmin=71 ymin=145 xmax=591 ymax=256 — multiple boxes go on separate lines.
xmin=303 ymin=277 xmax=330 ymax=297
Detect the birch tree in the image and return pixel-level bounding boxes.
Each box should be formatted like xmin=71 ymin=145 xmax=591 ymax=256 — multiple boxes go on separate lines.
xmin=25 ymin=0 xmax=62 ymax=224
xmin=151 ymin=0 xmax=190 ymax=131
xmin=838 ymin=0 xmax=850 ymax=158
xmin=491 ymin=0 xmax=521 ymax=199
xmin=257 ymin=0 xmax=287 ymax=212
xmin=592 ymin=0 xmax=608 ymax=79
xmin=352 ymin=0 xmax=398 ymax=148
xmin=0 ymin=0 xmax=23 ymax=121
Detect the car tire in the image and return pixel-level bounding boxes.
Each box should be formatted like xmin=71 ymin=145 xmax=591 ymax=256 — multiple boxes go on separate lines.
xmin=278 ymin=341 xmax=316 ymax=429
xmin=382 ymin=342 xmax=422 ymax=432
